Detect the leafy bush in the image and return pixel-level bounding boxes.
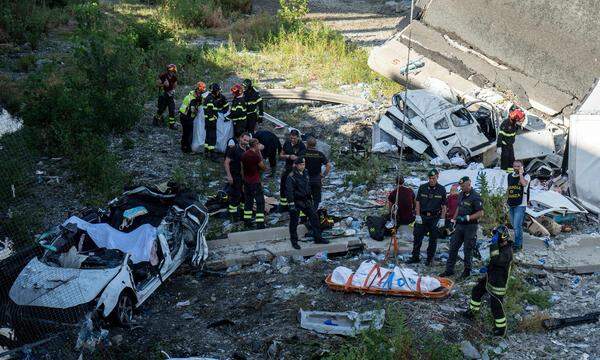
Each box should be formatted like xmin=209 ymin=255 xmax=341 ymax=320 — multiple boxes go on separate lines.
xmin=0 ymin=75 xmax=25 ymax=114
xmin=71 ymin=1 xmax=104 ymax=31
xmin=278 ymin=0 xmax=308 ymax=30
xmin=128 ymin=18 xmax=173 ymax=50
xmin=227 ymin=14 xmax=279 ymax=49
xmin=341 ymin=155 xmax=391 ymax=189
xmin=160 ymin=0 xmax=226 ymax=29
xmin=16 ymin=54 xmax=37 ymax=72
xmin=0 ymin=1 xmax=69 ymax=49
xmin=477 ymin=172 xmax=507 ymax=234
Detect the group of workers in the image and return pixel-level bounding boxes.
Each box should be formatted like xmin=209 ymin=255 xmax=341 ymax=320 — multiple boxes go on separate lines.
xmin=153 ymin=64 xmax=264 ymax=157
xmin=387 ymin=157 xmax=530 ymax=336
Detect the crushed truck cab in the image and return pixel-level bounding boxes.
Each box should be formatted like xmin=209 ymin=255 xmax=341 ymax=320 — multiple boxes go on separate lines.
xmin=373 ymin=90 xmax=499 ymax=164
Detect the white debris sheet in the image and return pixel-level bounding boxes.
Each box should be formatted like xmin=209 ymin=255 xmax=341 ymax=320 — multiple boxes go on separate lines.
xmin=331 ymin=260 xmax=442 ymax=292
xmin=63 ymin=216 xmax=157 ymax=264
xmin=299 ymin=309 xmax=385 ymax=336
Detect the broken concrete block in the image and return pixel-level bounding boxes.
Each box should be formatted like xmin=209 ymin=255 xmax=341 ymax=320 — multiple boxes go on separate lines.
xmin=299 ymin=309 xmax=385 ymax=336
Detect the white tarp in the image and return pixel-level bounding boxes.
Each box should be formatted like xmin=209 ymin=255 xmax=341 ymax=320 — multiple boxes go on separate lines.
xmin=64 ymin=216 xmax=157 ymax=264
xmin=191 ymin=110 xmax=234 ymax=153
xmin=331 ymin=260 xmax=441 ymax=292
xmin=568 ymin=80 xmax=600 ymax=214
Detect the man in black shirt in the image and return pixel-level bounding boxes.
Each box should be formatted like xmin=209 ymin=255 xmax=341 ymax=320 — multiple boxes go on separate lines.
xmin=242 ymin=79 xmax=264 ymax=134
xmin=224 ymin=132 xmax=250 ymax=221
xmin=253 ymin=130 xmax=282 ymax=173
xmin=203 ymin=83 xmax=229 ymax=159
xmin=303 ymin=137 xmax=330 ymax=210
xmin=286 ymin=157 xmax=327 ymax=250
xmin=440 ymin=176 xmax=485 ymax=279
xmin=279 ymin=129 xmax=306 ymax=211
xmin=409 ymin=169 xmax=447 ymax=266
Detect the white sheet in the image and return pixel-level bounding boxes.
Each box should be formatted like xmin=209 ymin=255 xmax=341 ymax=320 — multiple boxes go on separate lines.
xmin=63 ymin=216 xmax=157 ymax=264
xmin=191 ymin=110 xmax=234 ymax=153
xmin=331 ymin=260 xmax=441 ymax=292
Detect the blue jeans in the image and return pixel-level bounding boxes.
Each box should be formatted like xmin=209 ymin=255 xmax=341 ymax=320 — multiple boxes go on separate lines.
xmin=509 ymin=205 xmax=526 ymax=248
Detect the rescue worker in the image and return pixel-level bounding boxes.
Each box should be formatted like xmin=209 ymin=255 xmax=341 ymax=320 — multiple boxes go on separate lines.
xmin=286 ymin=157 xmax=327 ymax=250
xmin=253 ymin=129 xmax=282 ymax=174
xmin=203 ymin=83 xmax=228 ymax=159
xmin=154 ymin=64 xmax=178 ymax=128
xmin=440 ymin=176 xmax=484 ymax=278
xmin=386 ymin=175 xmax=415 ymax=241
xmin=507 ymin=160 xmax=530 ymax=252
xmin=498 ymin=107 xmax=525 ymax=172
xmin=225 ymin=132 xmax=251 ymax=221
xmin=463 ymin=225 xmax=513 ymax=337
xmin=178 ymin=81 xmax=205 ymax=153
xmin=303 ymin=137 xmax=330 ymax=210
xmin=279 ymin=129 xmax=306 ymax=211
xmin=241 ymin=138 xmax=266 ymax=229
xmin=228 ymin=84 xmax=247 ymax=138
xmin=409 ymin=169 xmax=447 ymax=266
xmin=242 ymin=79 xmax=264 ymax=134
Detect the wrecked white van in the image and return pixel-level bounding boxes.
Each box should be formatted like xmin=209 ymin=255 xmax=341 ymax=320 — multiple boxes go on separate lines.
xmin=373 ymin=90 xmax=499 ymax=163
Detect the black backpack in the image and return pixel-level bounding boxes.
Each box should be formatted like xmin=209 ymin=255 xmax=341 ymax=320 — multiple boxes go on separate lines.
xmin=366 ymin=215 xmax=387 ymax=241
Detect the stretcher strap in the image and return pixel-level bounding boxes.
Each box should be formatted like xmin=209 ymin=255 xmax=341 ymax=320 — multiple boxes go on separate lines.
xmin=363 ymin=264 xmax=381 ymax=289
xmin=416 ymin=276 xmax=422 ymax=293
xmin=344 ymin=274 xmax=355 ymax=291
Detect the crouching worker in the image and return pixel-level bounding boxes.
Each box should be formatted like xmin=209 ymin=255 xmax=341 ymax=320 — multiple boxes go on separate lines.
xmin=286 ymin=157 xmax=327 ymax=250
xmin=463 ymin=225 xmax=513 ymax=337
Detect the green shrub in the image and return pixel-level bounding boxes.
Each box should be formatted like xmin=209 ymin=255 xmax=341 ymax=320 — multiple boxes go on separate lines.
xmin=0 ymin=1 xmax=69 ymax=49
xmin=160 ymin=0 xmax=226 ymax=29
xmin=0 ymin=75 xmax=25 ymax=114
xmin=71 ymin=1 xmax=104 ymax=31
xmin=128 ymin=18 xmax=173 ymax=49
xmin=477 ymin=172 xmax=507 ymax=234
xmin=227 ymin=13 xmax=279 ymax=49
xmin=278 ymin=0 xmax=308 ymax=30
xmin=342 ymin=155 xmax=391 ymax=189
xmin=16 ymin=54 xmax=37 ymax=72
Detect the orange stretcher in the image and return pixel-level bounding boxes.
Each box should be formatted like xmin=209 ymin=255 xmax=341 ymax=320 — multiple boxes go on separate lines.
xmin=325 ymin=264 xmax=455 ymax=299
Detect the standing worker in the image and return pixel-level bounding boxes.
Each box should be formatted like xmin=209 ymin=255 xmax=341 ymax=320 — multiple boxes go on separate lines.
xmin=440 ymin=176 xmax=484 ymax=279
xmin=154 ymin=64 xmax=178 ymax=129
xmin=279 ymin=129 xmax=306 ymax=211
xmin=178 ymin=81 xmax=205 ymax=153
xmin=386 ymin=175 xmax=415 ymax=241
xmin=303 ymin=137 xmax=330 ymax=210
xmin=286 ymin=157 xmax=327 ymax=250
xmin=242 ymin=79 xmax=264 ymax=134
xmin=507 ymin=160 xmax=530 ymax=252
xmin=224 ymin=132 xmax=250 ymax=221
xmin=253 ymin=129 xmax=282 ymax=175
xmin=203 ymin=83 xmax=228 ymax=159
xmin=409 ymin=169 xmax=447 ymax=266
xmin=463 ymin=225 xmax=513 ymax=337
xmin=228 ymin=84 xmax=247 ymax=138
xmin=241 ymin=138 xmax=267 ymax=229
xmin=498 ymin=107 xmax=525 ymax=172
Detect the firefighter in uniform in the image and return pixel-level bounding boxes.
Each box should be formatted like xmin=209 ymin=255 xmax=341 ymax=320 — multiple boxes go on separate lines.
xmin=498 ymin=107 xmax=525 ymax=172
xmin=154 ymin=64 xmax=178 ymax=128
xmin=228 ymin=84 xmax=247 ymax=138
xmin=178 ymin=81 xmax=205 ymax=153
xmin=203 ymin=83 xmax=228 ymax=158
xmin=286 ymin=157 xmax=327 ymax=250
xmin=224 ymin=132 xmax=250 ymax=221
xmin=303 ymin=137 xmax=330 ymax=210
xmin=463 ymin=225 xmax=513 ymax=337
xmin=440 ymin=176 xmax=484 ymax=279
xmin=279 ymin=129 xmax=306 ymax=211
xmin=242 ymin=79 xmax=264 ymax=134
xmin=408 ymin=169 xmax=447 ymax=266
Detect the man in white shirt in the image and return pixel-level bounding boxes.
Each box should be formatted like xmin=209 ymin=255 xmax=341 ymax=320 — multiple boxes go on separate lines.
xmin=506 ymin=160 xmax=530 ymax=252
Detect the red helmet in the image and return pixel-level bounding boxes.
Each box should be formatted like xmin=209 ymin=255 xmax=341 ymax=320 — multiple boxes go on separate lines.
xmin=167 ymin=63 xmax=177 ymax=73
xmin=196 ymin=81 xmax=206 ymax=93
xmin=509 ymin=108 xmax=525 ymax=122
xmin=231 ymin=84 xmax=243 ymax=97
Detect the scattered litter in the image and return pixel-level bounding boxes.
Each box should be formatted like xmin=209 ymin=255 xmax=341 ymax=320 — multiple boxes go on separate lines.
xmin=460 ymin=340 xmax=481 ymax=359
xmin=372 ymin=141 xmax=398 ymax=153
xmin=181 ymin=312 xmax=195 ymax=320
xmin=274 ymin=284 xmax=314 ymax=301
xmin=543 ymin=312 xmax=600 ymax=330
xmin=450 ymin=154 xmax=467 ymax=167
xmin=75 ymin=313 xmax=109 ymax=352
xmin=299 ymin=309 xmax=385 ymax=336
xmin=176 ymin=300 xmax=190 ymax=307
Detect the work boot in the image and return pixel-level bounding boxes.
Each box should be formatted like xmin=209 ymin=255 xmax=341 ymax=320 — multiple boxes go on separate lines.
xmin=462 ymin=309 xmax=476 ymax=320
xmin=425 ymin=258 xmax=433 ymax=266
xmin=256 ymin=222 xmax=265 ymax=230
xmin=153 ymin=115 xmax=162 ymax=126
xmin=493 ymin=327 xmax=507 ymax=337
xmin=244 ymin=221 xmax=254 ymax=229
xmin=314 ymin=238 xmax=329 ymax=245
xmin=439 ymin=270 xmax=454 ymax=277
xmin=406 ymin=257 xmax=420 ymax=264
xmin=460 ymin=269 xmax=472 ymax=279
xmin=291 ymin=239 xmax=301 ymax=250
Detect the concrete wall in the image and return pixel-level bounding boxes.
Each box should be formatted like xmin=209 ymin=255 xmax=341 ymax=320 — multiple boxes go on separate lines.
xmin=422 ymin=0 xmax=600 ymax=100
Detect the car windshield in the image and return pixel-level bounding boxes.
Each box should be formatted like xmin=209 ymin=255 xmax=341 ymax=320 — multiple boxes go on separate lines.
xmin=450 ymin=108 xmax=474 ymax=127
xmin=40 ymin=227 xmax=124 ymax=269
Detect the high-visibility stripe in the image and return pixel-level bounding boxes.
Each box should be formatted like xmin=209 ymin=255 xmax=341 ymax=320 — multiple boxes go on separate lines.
xmin=243 ymin=210 xmax=253 ymax=220
xmin=205 ymin=104 xmax=215 ymax=109
xmin=495 ymin=318 xmax=507 ymax=327
xmin=499 ymin=130 xmax=516 ymax=137
xmin=167 ymin=117 xmax=175 ymax=124
xmin=231 ymin=117 xmax=247 ymax=121
xmin=255 ymin=213 xmax=265 ymax=223
xmin=299 ymin=211 xmax=305 ymax=217
xmin=228 ymin=205 xmax=237 ymax=213
xmin=288 ymin=202 xmax=294 ymax=207
xmin=505 ymin=168 xmax=513 ymax=173
xmin=206 ymin=145 xmax=215 ymax=150
xmin=470 ymin=299 xmax=481 ymax=306
xmin=280 ymin=198 xmax=288 ymax=205
xmin=491 ymin=250 xmax=500 ymax=256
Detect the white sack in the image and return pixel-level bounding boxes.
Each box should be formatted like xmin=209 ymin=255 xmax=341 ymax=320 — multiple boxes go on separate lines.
xmin=191 ymin=107 xmax=206 ymax=153
xmin=191 ymin=109 xmax=234 ymax=153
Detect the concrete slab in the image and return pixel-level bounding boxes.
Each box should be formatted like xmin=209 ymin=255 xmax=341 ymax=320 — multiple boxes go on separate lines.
xmin=517 ymin=234 xmax=600 ymax=274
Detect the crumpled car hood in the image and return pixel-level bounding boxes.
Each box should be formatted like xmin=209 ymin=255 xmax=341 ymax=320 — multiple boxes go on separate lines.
xmin=9 ymin=257 xmax=120 ymax=308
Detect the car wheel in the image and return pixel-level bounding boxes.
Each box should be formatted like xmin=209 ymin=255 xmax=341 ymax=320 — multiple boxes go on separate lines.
xmin=109 ymin=291 xmax=134 ymax=327
xmin=448 ymin=147 xmax=470 ymax=163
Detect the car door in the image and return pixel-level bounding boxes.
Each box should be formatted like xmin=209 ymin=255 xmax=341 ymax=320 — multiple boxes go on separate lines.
xmin=448 ymin=108 xmax=490 ymax=155
xmin=426 ymin=113 xmax=460 ymax=155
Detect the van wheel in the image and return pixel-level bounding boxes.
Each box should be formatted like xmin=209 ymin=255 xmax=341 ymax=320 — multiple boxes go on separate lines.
xmin=448 ymin=147 xmax=470 ymax=163
xmin=109 ymin=291 xmax=134 ymax=327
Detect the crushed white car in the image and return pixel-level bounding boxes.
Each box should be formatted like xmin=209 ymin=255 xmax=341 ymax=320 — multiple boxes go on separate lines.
xmin=373 ymin=90 xmax=499 ymax=164
xmin=7 ymin=185 xmax=208 ymax=344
